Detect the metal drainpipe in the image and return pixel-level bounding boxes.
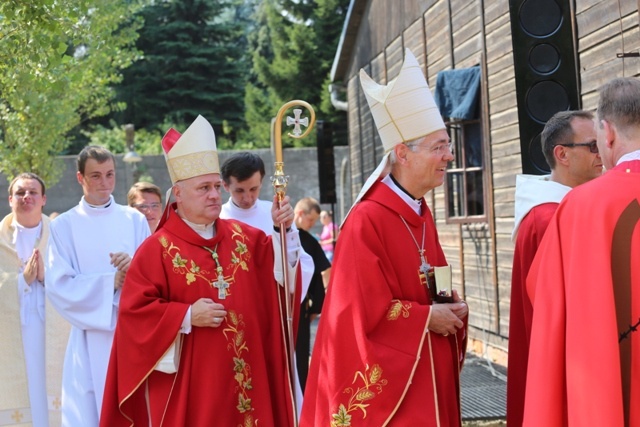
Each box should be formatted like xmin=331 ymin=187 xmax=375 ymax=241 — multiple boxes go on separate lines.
xmin=329 ymin=83 xmax=348 ymax=111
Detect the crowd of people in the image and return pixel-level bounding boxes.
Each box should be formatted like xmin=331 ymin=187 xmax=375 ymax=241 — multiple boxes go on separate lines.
xmin=1 ymin=47 xmax=638 ymax=427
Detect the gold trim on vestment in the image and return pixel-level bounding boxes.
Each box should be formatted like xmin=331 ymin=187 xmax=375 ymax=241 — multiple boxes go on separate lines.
xmin=427 ymin=332 xmax=442 ymax=427
xmin=381 ymin=305 xmax=431 ymax=426
xmin=117 ymin=319 xmax=184 ymax=427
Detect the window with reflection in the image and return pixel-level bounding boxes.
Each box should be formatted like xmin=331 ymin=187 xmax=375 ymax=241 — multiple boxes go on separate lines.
xmin=434 ymin=65 xmax=487 ymax=223
xmin=445 ymin=120 xmax=486 ymax=222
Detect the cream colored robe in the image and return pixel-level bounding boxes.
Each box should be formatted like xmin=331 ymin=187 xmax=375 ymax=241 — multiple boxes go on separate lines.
xmin=0 ymin=213 xmax=68 ymax=426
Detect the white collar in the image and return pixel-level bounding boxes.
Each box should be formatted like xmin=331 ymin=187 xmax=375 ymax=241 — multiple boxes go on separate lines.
xmin=229 ymin=200 xmax=258 ymax=211
xmin=381 ymin=174 xmax=421 ymax=215
xmin=616 ymin=149 xmax=640 ymax=165
xmin=82 ymin=195 xmax=114 ymax=209
xmin=180 ymin=212 xmax=215 ymax=239
xmin=11 ymin=217 xmax=42 ymax=245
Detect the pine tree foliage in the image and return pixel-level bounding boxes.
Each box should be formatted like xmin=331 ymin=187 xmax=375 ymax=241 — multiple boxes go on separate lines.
xmin=115 ymin=0 xmax=249 ymax=142
xmin=242 ymin=0 xmax=349 ymax=148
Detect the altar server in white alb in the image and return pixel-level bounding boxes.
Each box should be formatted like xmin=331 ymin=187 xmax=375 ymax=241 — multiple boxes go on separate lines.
xmin=46 ymin=146 xmax=150 ymax=426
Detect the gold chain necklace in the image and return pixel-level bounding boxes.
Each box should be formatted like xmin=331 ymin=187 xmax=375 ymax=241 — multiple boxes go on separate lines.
xmin=201 ymin=244 xmax=230 ymax=299
xmin=398 ymin=215 xmax=431 ymax=286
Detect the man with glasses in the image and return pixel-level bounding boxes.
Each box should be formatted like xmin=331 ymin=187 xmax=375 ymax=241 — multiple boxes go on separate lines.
xmin=522 ymin=78 xmax=640 ymax=425
xmin=507 ymin=109 xmax=602 ymax=426
xmin=301 ymin=49 xmax=468 ymax=426
xmin=127 ymin=181 xmax=163 ymax=232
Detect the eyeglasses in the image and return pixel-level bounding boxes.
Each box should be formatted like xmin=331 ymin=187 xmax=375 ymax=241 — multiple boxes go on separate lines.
xmin=556 ymin=141 xmax=599 ymax=154
xmin=132 ymin=202 xmax=162 ymax=211
xmin=408 ymin=142 xmax=455 ymax=156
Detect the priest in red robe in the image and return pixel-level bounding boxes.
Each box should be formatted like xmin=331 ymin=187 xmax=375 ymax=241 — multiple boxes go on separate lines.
xmin=300 ymin=48 xmax=469 ymax=426
xmin=507 ymin=110 xmax=602 ymax=427
xmin=523 ymin=77 xmax=640 ymax=426
xmin=100 ymin=115 xmax=303 ymax=427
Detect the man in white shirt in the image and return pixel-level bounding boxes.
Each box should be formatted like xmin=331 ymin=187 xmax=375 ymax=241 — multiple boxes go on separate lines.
xmin=220 ymin=152 xmax=274 ymax=232
xmin=46 ymin=146 xmax=150 ymax=426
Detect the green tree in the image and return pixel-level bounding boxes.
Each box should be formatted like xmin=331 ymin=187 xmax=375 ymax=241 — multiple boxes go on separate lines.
xmin=242 ymin=0 xmax=349 ymax=148
xmin=0 ymin=0 xmax=142 ymax=185
xmin=114 ymin=0 xmax=249 ymax=141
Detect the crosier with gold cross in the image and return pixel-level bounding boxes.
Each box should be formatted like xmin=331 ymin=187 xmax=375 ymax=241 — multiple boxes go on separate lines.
xmin=271 ymin=100 xmax=315 ymax=427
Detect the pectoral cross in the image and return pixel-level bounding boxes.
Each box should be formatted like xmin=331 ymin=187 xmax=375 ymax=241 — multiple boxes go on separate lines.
xmin=418 ymin=250 xmax=431 ymax=287
xmin=213 ymin=274 xmax=229 ymax=299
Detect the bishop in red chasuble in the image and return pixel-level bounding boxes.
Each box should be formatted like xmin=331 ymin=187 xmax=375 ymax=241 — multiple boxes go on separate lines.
xmin=300 ymin=48 xmax=468 ymax=427
xmin=100 ymin=114 xmax=301 ymax=427
xmin=301 ymin=182 xmax=467 ymax=426
xmin=100 ymin=207 xmax=298 ymax=427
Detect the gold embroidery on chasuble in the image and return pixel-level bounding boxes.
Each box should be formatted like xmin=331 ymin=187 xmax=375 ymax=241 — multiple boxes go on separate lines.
xmin=387 ymin=299 xmax=412 ymax=320
xmin=158 ymin=223 xmax=252 ymax=297
xmin=331 ymin=364 xmax=388 ymax=427
xmin=222 ymin=310 xmax=258 ymax=427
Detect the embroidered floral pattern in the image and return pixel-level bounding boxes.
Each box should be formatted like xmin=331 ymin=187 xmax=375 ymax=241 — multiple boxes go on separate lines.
xmin=386 ymin=299 xmax=412 ymax=320
xmin=229 ymin=223 xmax=250 ymax=274
xmin=160 ymin=236 xmax=212 ymax=285
xmin=331 ymin=364 xmax=388 ymax=426
xmin=223 ymin=310 xmax=258 ymax=427
xmin=158 ymin=223 xmax=252 ymax=292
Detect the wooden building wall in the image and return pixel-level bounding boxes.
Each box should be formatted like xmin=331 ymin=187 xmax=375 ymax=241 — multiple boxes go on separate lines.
xmin=342 ymin=0 xmax=640 ymax=360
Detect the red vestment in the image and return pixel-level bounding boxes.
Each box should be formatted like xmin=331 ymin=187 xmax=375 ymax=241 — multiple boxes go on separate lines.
xmin=524 ymin=160 xmax=640 ymax=427
xmin=300 ymin=182 xmax=467 ymax=426
xmin=507 ymin=202 xmax=559 ymax=427
xmin=100 ymin=206 xmax=299 ymax=427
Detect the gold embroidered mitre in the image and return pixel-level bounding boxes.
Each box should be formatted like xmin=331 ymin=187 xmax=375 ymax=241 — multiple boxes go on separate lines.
xmin=359 ymin=48 xmax=445 ymax=151
xmin=162 ymin=115 xmax=220 ymax=184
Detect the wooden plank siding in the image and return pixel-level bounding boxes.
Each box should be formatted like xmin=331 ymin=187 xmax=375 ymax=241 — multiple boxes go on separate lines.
xmin=339 ymin=0 xmax=640 ymax=358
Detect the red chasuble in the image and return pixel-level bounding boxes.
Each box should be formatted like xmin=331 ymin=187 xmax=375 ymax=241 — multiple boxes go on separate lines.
xmin=100 ymin=206 xmax=299 ymax=427
xmin=524 ymin=160 xmax=640 ymax=427
xmin=507 ymin=202 xmax=559 ymax=427
xmin=300 ymin=182 xmax=467 ymax=427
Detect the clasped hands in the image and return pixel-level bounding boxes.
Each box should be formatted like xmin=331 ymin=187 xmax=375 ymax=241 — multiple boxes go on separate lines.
xmin=111 ymin=252 xmax=131 ymax=290
xmin=428 ymin=290 xmax=468 ymax=337
xmin=23 ymin=248 xmax=45 ymax=285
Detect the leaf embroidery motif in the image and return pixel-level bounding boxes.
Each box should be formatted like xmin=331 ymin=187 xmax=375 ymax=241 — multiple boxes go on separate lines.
xmin=386 ymin=299 xmax=412 ymax=320
xmin=158 ymin=222 xmax=253 ymax=290
xmin=330 ymin=364 xmax=388 ymax=425
xmin=331 ymin=404 xmax=352 ymax=427
xmin=223 ymin=310 xmax=258 ymax=426
xmin=161 ymin=239 xmax=211 ymax=286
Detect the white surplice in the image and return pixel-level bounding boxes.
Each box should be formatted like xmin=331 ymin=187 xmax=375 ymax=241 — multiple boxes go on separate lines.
xmin=46 ymin=196 xmax=150 ymax=427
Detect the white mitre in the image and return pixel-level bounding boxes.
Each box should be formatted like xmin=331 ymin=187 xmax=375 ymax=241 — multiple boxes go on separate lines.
xmin=342 ymin=48 xmax=445 ymax=225
xmin=161 ymin=115 xmax=220 ymax=184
